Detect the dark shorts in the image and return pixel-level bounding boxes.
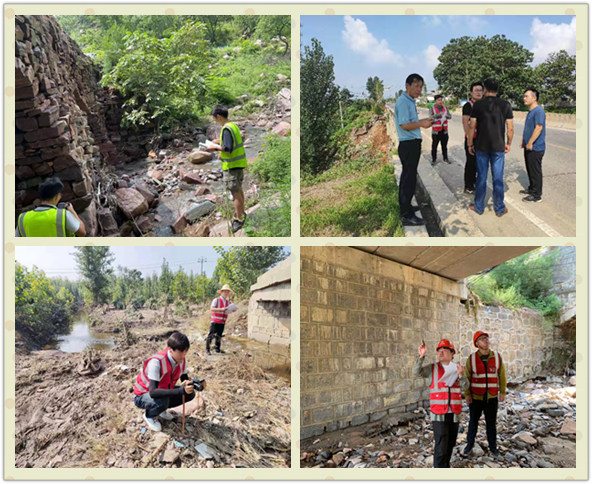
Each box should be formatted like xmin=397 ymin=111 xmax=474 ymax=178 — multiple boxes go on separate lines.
xmin=223 ymin=168 xmax=244 ymax=193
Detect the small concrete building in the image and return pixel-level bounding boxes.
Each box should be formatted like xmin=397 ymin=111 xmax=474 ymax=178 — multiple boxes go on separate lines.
xmin=248 ymin=257 xmax=291 ymax=346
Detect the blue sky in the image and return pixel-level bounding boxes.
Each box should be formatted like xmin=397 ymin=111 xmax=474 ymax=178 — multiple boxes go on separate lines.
xmin=301 ymin=15 xmax=576 ymax=96
xmin=15 ymin=246 xmax=290 ymax=280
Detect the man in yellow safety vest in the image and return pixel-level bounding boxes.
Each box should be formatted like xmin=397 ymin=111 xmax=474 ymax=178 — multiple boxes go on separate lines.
xmin=206 ymin=105 xmax=248 ymax=233
xmin=16 ymin=177 xmax=86 ymax=237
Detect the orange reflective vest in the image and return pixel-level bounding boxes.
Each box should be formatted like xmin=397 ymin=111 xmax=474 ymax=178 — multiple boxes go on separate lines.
xmin=211 ymin=296 xmax=229 ymax=325
xmin=469 ymin=351 xmax=500 ymax=396
xmin=133 ymin=349 xmax=183 ymax=396
xmin=429 ymin=362 xmax=463 ymax=415
xmin=432 ymin=106 xmax=449 ymax=132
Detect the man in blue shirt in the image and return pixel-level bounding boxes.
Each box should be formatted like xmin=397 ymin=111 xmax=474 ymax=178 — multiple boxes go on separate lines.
xmin=395 ymin=73 xmax=434 ymax=226
xmin=520 ymin=89 xmax=546 ymax=202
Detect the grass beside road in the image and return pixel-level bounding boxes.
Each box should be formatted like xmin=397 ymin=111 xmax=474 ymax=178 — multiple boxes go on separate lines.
xmin=301 ymin=162 xmax=405 ymax=237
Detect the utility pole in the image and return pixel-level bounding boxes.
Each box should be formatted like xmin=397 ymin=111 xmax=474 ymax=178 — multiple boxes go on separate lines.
xmin=197 ymin=257 xmax=207 ymax=276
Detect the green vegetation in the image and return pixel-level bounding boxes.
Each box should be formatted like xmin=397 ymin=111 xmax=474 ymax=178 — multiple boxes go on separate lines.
xmin=246 ymin=134 xmax=291 ymax=237
xmin=57 ymin=15 xmax=291 ymax=130
xmin=74 ymin=247 xmax=115 ymax=305
xmin=468 ymin=248 xmax=563 ymax=325
xmin=434 ymin=35 xmax=576 ymax=108
xmin=301 ymin=164 xmax=405 ymax=237
xmin=15 ymin=263 xmax=75 ymax=347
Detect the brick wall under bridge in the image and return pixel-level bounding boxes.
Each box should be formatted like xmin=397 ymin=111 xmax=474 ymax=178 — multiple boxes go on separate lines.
xmin=300 ymin=246 xmax=553 ymax=440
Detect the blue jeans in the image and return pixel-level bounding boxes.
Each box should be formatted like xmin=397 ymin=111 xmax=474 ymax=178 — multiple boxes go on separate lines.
xmin=474 ymin=151 xmax=506 ymax=215
xmin=134 ymin=387 xmax=194 ymax=418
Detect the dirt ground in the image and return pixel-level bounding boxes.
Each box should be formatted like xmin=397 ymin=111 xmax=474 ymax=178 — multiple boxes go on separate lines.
xmin=301 ymin=377 xmax=576 ymax=469
xmin=15 ymin=304 xmax=290 ymax=468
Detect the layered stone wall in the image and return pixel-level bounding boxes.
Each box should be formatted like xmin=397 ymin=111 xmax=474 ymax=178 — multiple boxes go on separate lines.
xmin=300 ymin=247 xmax=554 ymax=440
xmin=248 ymin=258 xmax=291 ymax=346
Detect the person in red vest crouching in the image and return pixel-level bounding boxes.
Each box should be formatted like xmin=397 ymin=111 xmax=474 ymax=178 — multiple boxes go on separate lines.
xmin=206 ymin=284 xmax=234 ymax=355
xmin=413 ymin=339 xmax=469 ymax=468
xmin=462 ymin=331 xmax=506 ymax=458
xmin=133 ymin=332 xmax=206 ymax=432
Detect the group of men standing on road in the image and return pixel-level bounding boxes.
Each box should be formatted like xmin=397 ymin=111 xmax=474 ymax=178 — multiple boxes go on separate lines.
xmin=395 ymin=73 xmax=547 ymax=226
xmin=413 ymin=330 xmax=506 ymax=468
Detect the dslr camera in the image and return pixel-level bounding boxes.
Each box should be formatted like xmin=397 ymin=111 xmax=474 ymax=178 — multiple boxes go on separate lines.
xmin=189 ymin=378 xmax=205 ymax=392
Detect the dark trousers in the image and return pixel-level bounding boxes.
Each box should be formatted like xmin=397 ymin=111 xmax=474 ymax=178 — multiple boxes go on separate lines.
xmin=464 ymin=138 xmax=477 ymax=190
xmin=466 ymin=397 xmax=498 ymax=452
xmin=398 ymin=139 xmax=422 ymax=217
xmin=134 ymin=387 xmax=195 ymax=418
xmin=206 ymin=323 xmax=225 ymax=351
xmin=431 ymin=131 xmax=449 ymax=161
xmin=433 ymin=413 xmax=459 ymax=468
xmin=524 ymin=149 xmax=544 ymax=198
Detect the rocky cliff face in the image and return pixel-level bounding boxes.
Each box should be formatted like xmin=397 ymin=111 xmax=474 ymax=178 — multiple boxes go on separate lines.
xmin=15 ymin=15 xmax=126 ymax=235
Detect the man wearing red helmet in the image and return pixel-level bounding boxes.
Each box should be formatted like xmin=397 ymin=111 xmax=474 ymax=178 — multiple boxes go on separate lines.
xmin=462 ymin=331 xmax=506 ymax=458
xmin=413 ymin=339 xmax=469 ymax=468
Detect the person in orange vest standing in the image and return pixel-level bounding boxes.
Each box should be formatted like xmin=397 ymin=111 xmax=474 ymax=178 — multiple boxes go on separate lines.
xmin=462 ymin=331 xmax=507 ymax=457
xmin=413 ymin=339 xmax=469 ymax=467
xmin=206 ymin=284 xmax=234 ymax=355
xmin=133 ymin=331 xmax=206 ymax=432
xmin=429 ymin=95 xmax=452 ymax=165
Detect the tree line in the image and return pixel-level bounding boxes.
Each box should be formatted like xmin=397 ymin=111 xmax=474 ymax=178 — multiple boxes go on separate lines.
xmin=56 ymin=15 xmax=291 ymax=129
xmin=15 ymin=246 xmax=288 ymax=346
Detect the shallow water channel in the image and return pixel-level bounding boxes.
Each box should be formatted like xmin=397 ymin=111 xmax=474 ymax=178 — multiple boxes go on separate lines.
xmin=56 ymin=315 xmax=115 ymax=353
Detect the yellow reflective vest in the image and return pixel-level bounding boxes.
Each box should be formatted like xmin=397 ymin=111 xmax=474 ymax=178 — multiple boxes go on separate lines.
xmin=17 ymin=207 xmax=75 ymax=237
xmin=219 ymin=122 xmax=247 ymax=171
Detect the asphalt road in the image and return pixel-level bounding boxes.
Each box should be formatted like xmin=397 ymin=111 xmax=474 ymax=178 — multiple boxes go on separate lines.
xmin=413 ymin=107 xmax=576 ymax=237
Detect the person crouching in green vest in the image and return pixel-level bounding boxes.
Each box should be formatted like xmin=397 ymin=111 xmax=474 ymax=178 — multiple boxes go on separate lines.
xmin=206 ymin=105 xmax=248 ymax=233
xmin=16 ymin=176 xmax=86 ymax=237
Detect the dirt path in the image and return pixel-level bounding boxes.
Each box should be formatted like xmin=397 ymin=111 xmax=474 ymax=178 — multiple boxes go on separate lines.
xmin=15 ymin=305 xmax=291 ymax=468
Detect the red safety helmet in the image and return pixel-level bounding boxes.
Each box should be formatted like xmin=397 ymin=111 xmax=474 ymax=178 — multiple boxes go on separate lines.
xmin=436 ymin=339 xmax=456 ymax=354
xmin=473 ymin=331 xmax=489 ymax=346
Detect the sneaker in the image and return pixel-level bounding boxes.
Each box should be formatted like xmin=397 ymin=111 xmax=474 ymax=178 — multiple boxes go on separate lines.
xmin=519 ymin=189 xmax=532 ymax=195
xmin=431 ymin=159 xmax=438 ymax=166
xmin=401 ymin=215 xmax=425 ymax=226
xmin=461 ymin=445 xmax=473 ymax=457
xmin=522 ymin=195 xmax=542 ymax=203
xmin=143 ymin=413 xmax=162 ymax=432
xmin=231 ymin=216 xmax=246 ymax=233
xmin=215 ymin=348 xmax=225 ymax=354
xmin=159 ymin=410 xmax=174 ymax=421
xmin=443 ymin=158 xmax=451 ymax=164
xmin=464 ymin=188 xmax=475 ymax=194
xmin=206 ymin=349 xmax=211 ymax=355
xmin=496 ymin=207 xmax=509 ymax=217
xmin=490 ymin=449 xmax=501 ymax=457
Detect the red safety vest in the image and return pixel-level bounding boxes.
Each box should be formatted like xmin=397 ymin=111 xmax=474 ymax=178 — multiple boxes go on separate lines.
xmin=133 ymin=349 xmax=183 ymax=396
xmin=469 ymin=351 xmax=500 ymax=396
xmin=429 ymin=362 xmax=463 ymax=415
xmin=211 ymin=296 xmax=229 ymax=325
xmin=432 ymin=106 xmax=449 ymax=132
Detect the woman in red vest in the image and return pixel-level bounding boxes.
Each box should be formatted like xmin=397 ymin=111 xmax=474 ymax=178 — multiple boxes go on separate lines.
xmin=134 ymin=332 xmax=206 ymax=432
xmin=413 ymin=339 xmax=469 ymax=467
xmin=206 ymin=284 xmax=234 ymax=355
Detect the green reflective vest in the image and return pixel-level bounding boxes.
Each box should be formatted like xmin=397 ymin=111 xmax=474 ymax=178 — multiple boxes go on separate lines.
xmin=17 ymin=207 xmax=75 ymax=237
xmin=219 ymin=122 xmax=247 ymax=171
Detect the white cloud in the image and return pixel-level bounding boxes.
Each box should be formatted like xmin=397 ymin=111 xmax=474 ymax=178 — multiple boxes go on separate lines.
xmin=421 ymin=16 xmax=443 ymax=27
xmin=424 ymin=44 xmax=441 ymax=69
xmin=342 ymin=15 xmax=402 ymax=64
xmin=530 ymin=17 xmax=576 ymax=64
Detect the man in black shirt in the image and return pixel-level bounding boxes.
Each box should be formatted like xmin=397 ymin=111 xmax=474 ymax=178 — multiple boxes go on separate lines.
xmin=467 ymin=78 xmax=514 ymax=217
xmin=461 ymin=82 xmax=483 ymax=194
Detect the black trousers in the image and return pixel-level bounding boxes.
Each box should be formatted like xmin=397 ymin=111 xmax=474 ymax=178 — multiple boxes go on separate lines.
xmin=524 ymin=149 xmax=544 ymax=198
xmin=431 ymin=131 xmax=449 ymax=161
xmin=433 ymin=413 xmax=459 ymax=468
xmin=464 ymin=138 xmax=477 ymax=191
xmin=398 ymin=139 xmax=422 ymax=217
xmin=206 ymin=323 xmax=225 ymax=351
xmin=466 ymin=397 xmax=498 ymax=452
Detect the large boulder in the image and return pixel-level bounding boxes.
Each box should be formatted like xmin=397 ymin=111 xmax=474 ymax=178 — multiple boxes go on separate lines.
xmin=188 ymin=149 xmax=213 ymax=165
xmin=181 ymin=172 xmax=205 ymax=185
xmin=272 ymin=121 xmax=291 ymax=136
xmin=78 ymin=200 xmax=98 ymax=236
xmin=206 ymin=125 xmax=221 ymax=141
xmin=276 ymin=88 xmax=291 ymax=110
xmin=134 ymin=182 xmax=158 ymax=207
xmin=184 ymin=201 xmax=216 ymax=223
xmin=114 ymin=188 xmax=149 ymax=219
xmin=98 ymin=208 xmax=119 ymax=236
